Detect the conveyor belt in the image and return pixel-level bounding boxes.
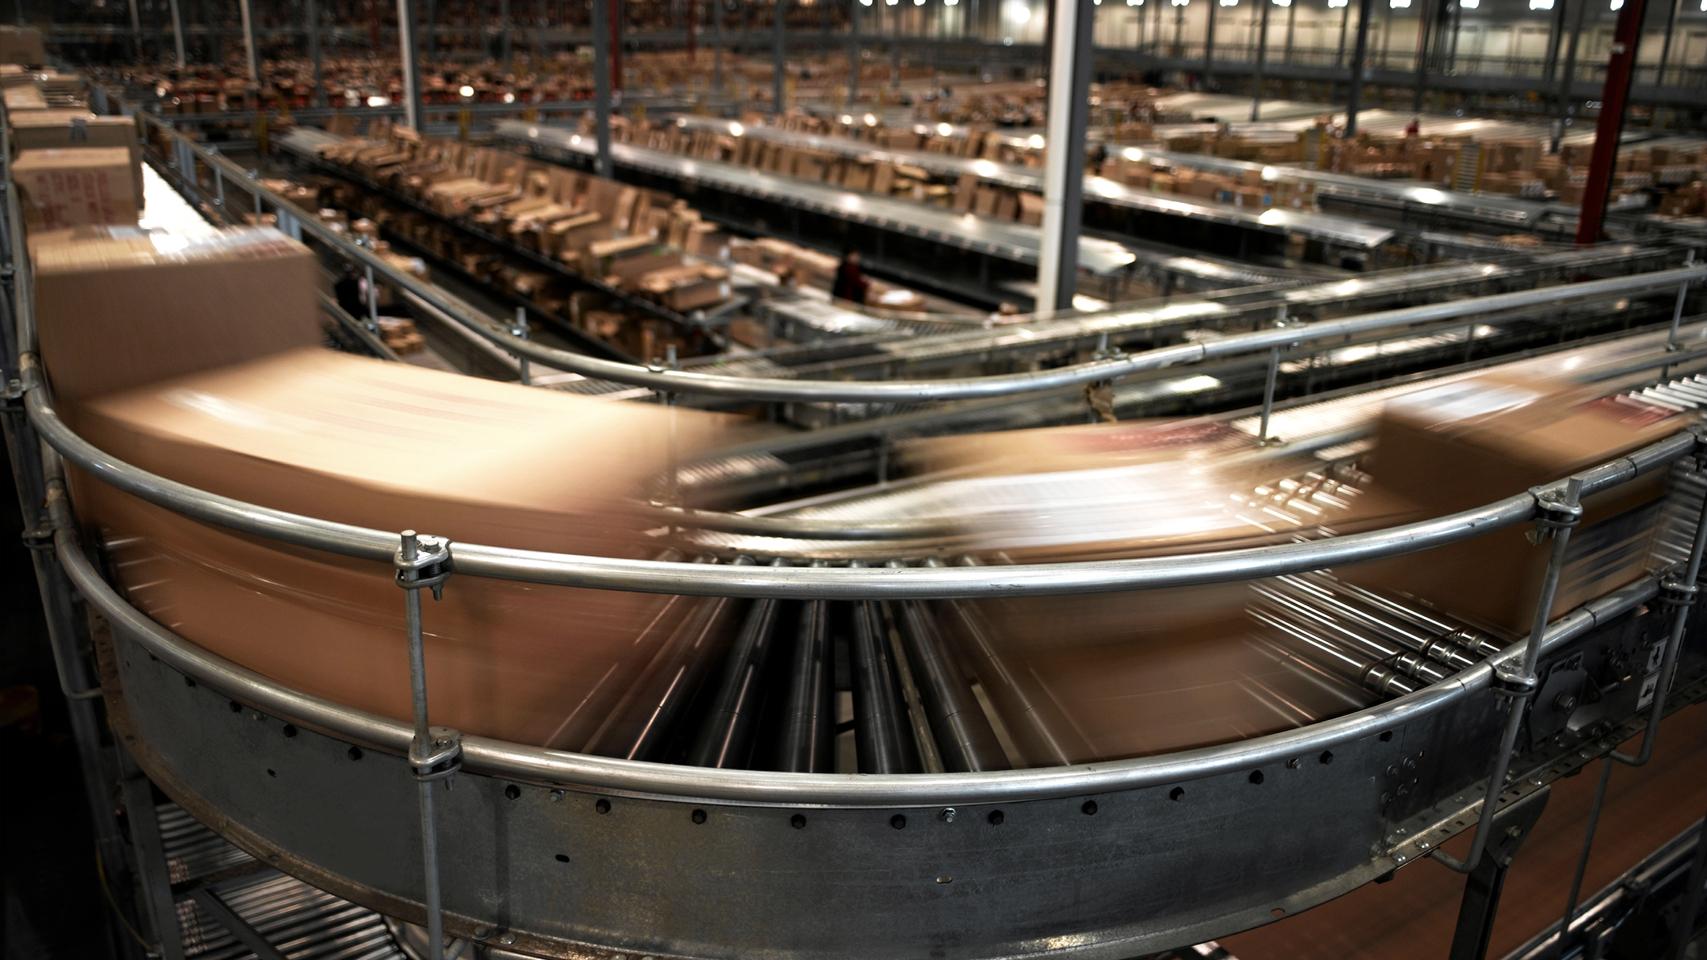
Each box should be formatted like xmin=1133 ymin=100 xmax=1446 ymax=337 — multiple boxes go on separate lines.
xmin=662 ymin=114 xmax=1396 ymax=250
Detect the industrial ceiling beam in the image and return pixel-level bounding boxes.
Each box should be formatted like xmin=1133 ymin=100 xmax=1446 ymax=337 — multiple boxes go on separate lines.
xmin=1036 ymin=0 xmax=1091 ymax=314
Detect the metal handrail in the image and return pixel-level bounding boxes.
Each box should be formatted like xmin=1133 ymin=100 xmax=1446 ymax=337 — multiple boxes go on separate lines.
xmin=53 ymin=500 xmax=1660 ymax=804
xmin=135 ymin=112 xmax=1707 ymax=404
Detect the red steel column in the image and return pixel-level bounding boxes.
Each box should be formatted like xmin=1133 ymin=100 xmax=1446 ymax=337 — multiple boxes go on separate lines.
xmin=610 ymin=0 xmax=624 ymax=93
xmin=1575 ymin=0 xmax=1647 ymax=244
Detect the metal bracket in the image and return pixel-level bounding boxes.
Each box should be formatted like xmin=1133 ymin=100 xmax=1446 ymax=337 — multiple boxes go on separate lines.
xmin=1447 ymin=787 xmax=1551 ymax=960
xmin=395 ymin=534 xmax=451 ymax=600
xmin=410 ymin=726 xmax=463 ymax=782
xmin=1491 ymin=661 xmax=1540 ymax=698
xmin=1527 ymin=486 xmax=1585 ymax=543
xmin=1657 ymin=576 xmax=1699 ymax=610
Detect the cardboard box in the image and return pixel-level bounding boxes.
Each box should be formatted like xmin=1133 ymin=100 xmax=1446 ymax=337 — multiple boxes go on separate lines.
xmin=1342 ymin=375 xmax=1683 ymax=635
xmin=13 ymin=147 xmax=139 ymax=232
xmin=68 ymin=347 xmax=730 ymax=749
xmin=33 ymin=227 xmax=320 ymax=401
xmin=0 ymin=26 xmax=46 ymax=65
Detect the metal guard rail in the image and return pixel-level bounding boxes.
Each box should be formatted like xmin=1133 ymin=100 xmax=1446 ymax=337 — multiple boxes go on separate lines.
xmin=135 ymin=112 xmax=1707 ymax=405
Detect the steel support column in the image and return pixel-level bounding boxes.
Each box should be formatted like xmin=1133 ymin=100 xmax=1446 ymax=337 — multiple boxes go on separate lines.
xmin=1344 ymin=0 xmax=1373 ymax=136
xmin=396 ymin=0 xmax=424 ymax=131
xmin=1656 ymin=0 xmax=1682 ymax=88
xmin=593 ymin=0 xmax=615 ymax=176
xmin=238 ymin=0 xmax=259 ymax=83
xmin=1205 ymin=0 xmax=1218 ymax=86
xmin=307 ymin=0 xmax=325 ymax=107
xmin=847 ymin=0 xmax=859 ymax=103
xmin=423 ymin=0 xmax=438 ymax=61
xmin=499 ymin=0 xmax=512 ymax=65
xmin=688 ymin=0 xmax=698 ymax=59
xmin=1576 ymin=0 xmax=1648 ymax=244
xmin=774 ymin=0 xmax=786 ymax=113
xmin=716 ymin=0 xmax=726 ymax=92
xmin=1036 ymin=0 xmax=1092 ymax=313
xmin=1251 ymin=0 xmax=1272 ymax=120
xmin=1550 ymin=0 xmax=1589 ymax=153
xmin=127 ymin=0 xmax=144 ymax=63
xmin=610 ymin=0 xmax=624 ymax=93
xmin=168 ymin=0 xmax=186 ymax=68
xmin=1411 ymin=0 xmax=1434 ymax=114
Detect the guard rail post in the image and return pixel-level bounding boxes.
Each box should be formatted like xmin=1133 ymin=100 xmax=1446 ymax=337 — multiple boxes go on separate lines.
xmin=396 ymin=530 xmax=458 ymax=960
xmin=1432 ymin=476 xmax=1584 ymax=875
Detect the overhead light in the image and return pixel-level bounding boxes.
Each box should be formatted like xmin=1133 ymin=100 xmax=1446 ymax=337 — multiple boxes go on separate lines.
xmin=914 ymin=0 xmax=925 ymax=6
xmin=365 ymin=94 xmax=389 ymax=107
xmin=1028 ymin=133 xmax=1046 ymax=148
xmin=936 ymin=121 xmax=954 ymax=135
xmin=1128 ymin=0 xmax=1143 ymax=6
xmin=1459 ymin=0 xmax=1477 ymax=8
xmin=502 ymin=91 xmax=516 ymax=103
xmin=1528 ymin=0 xmax=1552 ymax=9
xmin=728 ymin=121 xmax=745 ymax=136
xmin=1170 ymin=0 xmax=1189 ymax=7
xmin=1004 ymin=0 xmax=1032 ymax=22
xmin=839 ymin=113 xmax=854 ymax=123
xmin=458 ymin=84 xmax=475 ymax=98
xmin=1327 ymin=0 xmax=1346 ymax=8
xmin=1609 ymin=0 xmax=1622 ymax=8
xmin=945 ymin=0 xmax=958 ymax=6
xmin=1389 ymin=0 xmax=1408 ymax=7
xmin=859 ymin=0 xmax=872 ymax=5
xmin=1218 ymin=0 xmax=1236 ymax=6
xmin=1273 ymin=0 xmax=1290 ymax=5
xmin=863 ymin=112 xmax=879 ymax=125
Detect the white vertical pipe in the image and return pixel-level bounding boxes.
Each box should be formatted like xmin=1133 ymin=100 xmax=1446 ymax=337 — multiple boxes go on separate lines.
xmin=1035 ymin=0 xmax=1079 ymax=314
xmin=239 ymin=0 xmax=260 ymax=83
xmin=168 ymin=0 xmax=187 ymax=68
xmin=397 ymin=0 xmax=423 ymax=131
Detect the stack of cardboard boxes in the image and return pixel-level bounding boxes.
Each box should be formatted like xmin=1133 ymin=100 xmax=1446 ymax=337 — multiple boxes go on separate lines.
xmin=3 ymin=56 xmax=144 ymax=237
xmin=310 ymin=127 xmax=731 ymax=356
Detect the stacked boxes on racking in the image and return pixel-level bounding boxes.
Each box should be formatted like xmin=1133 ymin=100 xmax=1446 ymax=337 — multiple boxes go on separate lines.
xmin=0 ymin=35 xmax=144 ymax=233
xmin=309 ymin=125 xmax=731 ymax=358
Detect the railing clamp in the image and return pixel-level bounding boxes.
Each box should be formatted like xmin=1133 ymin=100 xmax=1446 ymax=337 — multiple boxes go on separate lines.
xmin=1527 ymin=487 xmax=1584 ymax=542
xmin=395 ymin=535 xmax=451 ymax=600
xmin=1658 ymin=576 xmax=1699 ymax=610
xmin=20 ymin=523 xmax=52 ymax=551
xmin=410 ymin=726 xmax=463 ymax=782
xmin=1490 ymin=661 xmax=1540 ymax=699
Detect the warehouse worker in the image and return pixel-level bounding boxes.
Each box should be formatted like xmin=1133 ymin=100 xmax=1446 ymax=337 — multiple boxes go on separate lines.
xmin=832 ymin=250 xmax=870 ymax=305
xmin=1405 ymin=116 xmax=1421 ymax=138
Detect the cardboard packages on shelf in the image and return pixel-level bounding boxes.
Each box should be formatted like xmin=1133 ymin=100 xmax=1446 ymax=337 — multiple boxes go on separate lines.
xmin=1340 ymin=374 xmax=1683 ymax=636
xmin=33 ymin=227 xmax=320 ymax=403
xmin=13 ymin=148 xmax=139 ymax=233
xmin=69 ymin=347 xmax=733 ymax=750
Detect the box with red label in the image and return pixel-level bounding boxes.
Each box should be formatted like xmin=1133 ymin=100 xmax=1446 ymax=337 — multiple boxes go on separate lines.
xmin=13 ymin=147 xmax=138 ymax=231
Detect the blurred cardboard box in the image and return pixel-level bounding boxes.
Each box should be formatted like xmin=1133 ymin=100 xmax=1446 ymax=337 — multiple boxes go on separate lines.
xmin=33 ymin=226 xmax=319 ymax=401
xmin=10 ymin=112 xmax=143 ymax=202
xmin=1342 ymin=374 xmax=1682 ymax=635
xmin=70 ymin=348 xmax=729 ymax=749
xmin=0 ymin=26 xmax=46 ymax=65
xmin=14 ymin=147 xmax=138 ymax=232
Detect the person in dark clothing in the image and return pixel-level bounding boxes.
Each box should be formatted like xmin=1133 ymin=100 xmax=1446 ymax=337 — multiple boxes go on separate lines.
xmin=334 ymin=267 xmax=366 ymax=318
xmin=831 ymin=250 xmax=870 ymax=305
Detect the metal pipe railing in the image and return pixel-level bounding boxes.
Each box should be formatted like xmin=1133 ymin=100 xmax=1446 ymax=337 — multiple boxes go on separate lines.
xmin=25 ymin=370 xmax=1698 ymax=600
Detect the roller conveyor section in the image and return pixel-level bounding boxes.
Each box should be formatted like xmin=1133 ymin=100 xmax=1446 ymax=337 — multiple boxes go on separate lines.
xmin=485 ymin=119 xmax=1156 ymax=277
xmin=663 ymin=113 xmax=1397 ymax=251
